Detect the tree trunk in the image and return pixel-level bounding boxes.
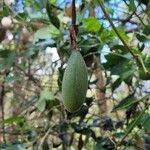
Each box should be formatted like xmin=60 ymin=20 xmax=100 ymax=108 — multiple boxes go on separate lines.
xmin=94 ymin=56 xmax=107 ymax=116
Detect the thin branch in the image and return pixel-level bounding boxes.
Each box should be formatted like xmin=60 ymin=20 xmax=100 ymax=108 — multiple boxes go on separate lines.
xmin=122 ymin=0 xmax=146 ymax=27
xmin=15 ymin=65 xmax=41 ymax=88
xmin=96 ymin=0 xmax=150 ymax=76
xmin=37 ymin=127 xmax=52 ymax=150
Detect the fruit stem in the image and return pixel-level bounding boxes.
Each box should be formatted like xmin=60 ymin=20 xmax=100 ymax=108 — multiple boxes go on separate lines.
xmin=70 ymin=0 xmax=78 ymax=50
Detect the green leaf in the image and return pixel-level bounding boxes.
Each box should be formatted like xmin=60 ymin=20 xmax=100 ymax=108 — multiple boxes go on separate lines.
xmin=36 ymin=88 xmax=55 ymax=112
xmin=111 ymin=45 xmax=130 ymax=54
xmin=105 ymin=7 xmax=114 ymax=15
xmin=36 ymin=100 xmax=46 ymax=112
xmin=0 ymin=50 xmax=16 ymax=70
xmin=6 ymin=144 xmax=26 ymax=150
xmin=5 ymin=75 xmax=22 ymax=83
xmin=113 ymin=95 xmax=149 ymax=111
xmin=103 ymin=53 xmax=128 ymax=73
xmin=136 ymin=33 xmax=147 ymax=42
xmin=94 ymin=139 xmax=103 ymax=150
xmin=103 ymin=52 xmax=136 ymax=83
xmin=42 ymin=140 xmax=49 ymax=150
xmin=120 ymin=106 xmax=148 ymax=143
xmin=3 ymin=117 xmax=26 ymax=127
xmin=78 ymin=36 xmax=100 ymax=54
xmin=46 ymin=0 xmax=60 ymax=29
xmin=94 ymin=137 xmax=115 ymax=150
xmin=143 ymin=117 xmax=150 ymax=133
xmin=47 ymin=0 xmax=56 ymax=5
xmin=1 ymin=5 xmax=9 ymax=16
xmin=111 ymin=26 xmax=129 ymax=42
xmin=129 ymin=0 xmax=135 ymax=11
xmin=113 ymin=93 xmax=136 ymax=111
xmin=112 ymin=78 xmax=122 ymax=92
xmin=140 ymin=113 xmax=150 ymax=133
xmin=82 ymin=17 xmax=101 ymax=33
xmin=121 ymin=69 xmax=135 ymax=80
xmin=143 ymin=25 xmax=150 ymax=35
xmin=139 ymin=68 xmax=150 ymax=80
xmin=35 ymin=24 xmax=60 ymax=39
xmin=39 ymin=88 xmax=54 ymax=101
xmin=100 ymin=29 xmax=114 ymax=42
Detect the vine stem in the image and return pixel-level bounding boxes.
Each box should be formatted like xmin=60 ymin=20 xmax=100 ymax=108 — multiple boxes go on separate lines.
xmin=96 ymin=0 xmax=149 ymax=76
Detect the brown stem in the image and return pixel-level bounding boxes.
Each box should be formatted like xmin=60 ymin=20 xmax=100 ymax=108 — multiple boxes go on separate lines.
xmin=0 ymin=71 xmax=9 ymax=143
xmin=70 ymin=0 xmax=78 ymax=49
xmin=94 ymin=56 xmax=107 ymax=116
xmin=72 ymin=0 xmax=76 ymax=26
xmin=88 ymin=1 xmax=107 ymax=116
xmin=0 ymin=81 xmax=6 ymax=143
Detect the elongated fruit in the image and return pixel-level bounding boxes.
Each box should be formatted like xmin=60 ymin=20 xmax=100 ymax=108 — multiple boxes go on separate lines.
xmin=62 ymin=50 xmax=88 ymax=112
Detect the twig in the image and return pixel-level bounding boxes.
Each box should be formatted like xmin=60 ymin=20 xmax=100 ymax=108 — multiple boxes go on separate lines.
xmin=37 ymin=127 xmax=51 ymax=150
xmin=122 ymin=0 xmax=146 ymax=27
xmin=15 ymin=65 xmax=41 ymax=88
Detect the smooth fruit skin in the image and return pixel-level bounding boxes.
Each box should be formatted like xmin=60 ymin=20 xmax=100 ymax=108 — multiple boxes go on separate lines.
xmin=62 ymin=50 xmax=88 ymax=112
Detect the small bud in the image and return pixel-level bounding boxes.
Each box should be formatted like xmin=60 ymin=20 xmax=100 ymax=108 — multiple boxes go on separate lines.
xmin=1 ymin=16 xmax=12 ymax=29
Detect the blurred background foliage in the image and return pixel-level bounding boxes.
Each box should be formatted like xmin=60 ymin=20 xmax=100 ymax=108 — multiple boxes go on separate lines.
xmin=0 ymin=0 xmax=150 ymax=149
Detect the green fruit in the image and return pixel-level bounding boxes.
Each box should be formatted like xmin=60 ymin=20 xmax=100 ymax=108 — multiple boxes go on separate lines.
xmin=62 ymin=50 xmax=88 ymax=112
